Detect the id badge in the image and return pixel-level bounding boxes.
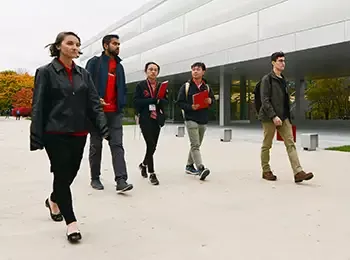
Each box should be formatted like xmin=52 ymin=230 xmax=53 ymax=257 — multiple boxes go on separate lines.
xmin=149 ymin=104 xmax=156 ymax=111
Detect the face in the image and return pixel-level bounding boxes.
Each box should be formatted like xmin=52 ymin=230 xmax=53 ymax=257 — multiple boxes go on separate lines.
xmin=146 ymin=64 xmax=159 ymax=80
xmin=58 ymin=35 xmax=81 ymax=59
xmin=104 ymin=38 xmax=120 ymax=56
xmin=272 ymin=56 xmax=286 ymax=72
xmin=191 ymin=66 xmax=205 ymax=80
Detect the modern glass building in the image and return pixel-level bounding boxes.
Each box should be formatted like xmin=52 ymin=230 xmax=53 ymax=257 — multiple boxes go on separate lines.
xmin=79 ymin=0 xmax=350 ymax=125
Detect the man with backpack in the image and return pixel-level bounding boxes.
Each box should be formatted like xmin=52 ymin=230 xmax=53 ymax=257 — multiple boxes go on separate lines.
xmin=254 ymin=51 xmax=314 ymax=183
xmin=176 ymin=62 xmax=215 ymax=181
xmin=85 ymin=34 xmax=133 ymax=192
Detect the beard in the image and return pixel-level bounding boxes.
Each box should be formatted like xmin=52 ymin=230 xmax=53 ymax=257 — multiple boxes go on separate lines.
xmin=107 ymin=47 xmax=119 ymax=57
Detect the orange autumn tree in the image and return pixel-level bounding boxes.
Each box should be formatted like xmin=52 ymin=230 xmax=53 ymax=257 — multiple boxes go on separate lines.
xmin=0 ymin=70 xmax=34 ymax=110
xmin=12 ymin=88 xmax=33 ymax=108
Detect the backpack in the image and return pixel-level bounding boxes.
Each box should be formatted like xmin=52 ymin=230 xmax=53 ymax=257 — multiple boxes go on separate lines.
xmin=253 ymin=75 xmax=272 ymax=113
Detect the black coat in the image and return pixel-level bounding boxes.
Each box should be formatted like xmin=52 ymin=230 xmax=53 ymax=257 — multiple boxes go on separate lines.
xmin=133 ymin=79 xmax=168 ymax=126
xmin=30 ymin=58 xmax=108 ymax=151
xmin=258 ymin=71 xmax=291 ymax=122
xmin=176 ymin=79 xmax=215 ymax=125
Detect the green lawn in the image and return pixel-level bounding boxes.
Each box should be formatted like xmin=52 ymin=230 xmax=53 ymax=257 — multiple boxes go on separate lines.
xmin=325 ymin=145 xmax=350 ymax=152
xmin=122 ymin=121 xmax=136 ymax=125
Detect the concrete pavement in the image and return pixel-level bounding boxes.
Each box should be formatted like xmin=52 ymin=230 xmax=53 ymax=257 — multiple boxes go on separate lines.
xmin=1 ymin=117 xmax=350 ymax=260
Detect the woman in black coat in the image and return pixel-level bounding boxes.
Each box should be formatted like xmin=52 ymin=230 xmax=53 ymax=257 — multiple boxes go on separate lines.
xmin=30 ymin=31 xmax=109 ymax=243
xmin=133 ymin=62 xmax=168 ymax=185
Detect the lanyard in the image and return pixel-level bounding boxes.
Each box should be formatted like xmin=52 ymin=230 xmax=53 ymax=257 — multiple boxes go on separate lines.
xmin=147 ymin=80 xmax=157 ymax=98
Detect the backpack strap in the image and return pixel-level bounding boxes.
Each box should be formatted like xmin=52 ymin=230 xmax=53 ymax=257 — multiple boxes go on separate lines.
xmin=185 ymin=82 xmax=190 ymax=100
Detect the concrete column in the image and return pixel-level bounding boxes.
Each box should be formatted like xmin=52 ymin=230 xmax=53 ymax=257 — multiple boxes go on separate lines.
xmin=240 ymin=76 xmax=247 ymax=120
xmin=219 ymin=66 xmax=231 ymax=126
xmin=295 ymin=79 xmax=306 ymax=120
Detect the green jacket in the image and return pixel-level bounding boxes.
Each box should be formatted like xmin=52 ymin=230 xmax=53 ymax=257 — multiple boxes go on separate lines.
xmin=258 ymin=71 xmax=291 ymax=122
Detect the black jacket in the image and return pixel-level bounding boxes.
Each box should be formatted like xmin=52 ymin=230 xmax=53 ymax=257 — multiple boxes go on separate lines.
xmin=133 ymin=79 xmax=168 ymax=126
xmin=258 ymin=71 xmax=291 ymax=122
xmin=176 ymin=79 xmax=215 ymax=125
xmin=30 ymin=59 xmax=108 ymax=151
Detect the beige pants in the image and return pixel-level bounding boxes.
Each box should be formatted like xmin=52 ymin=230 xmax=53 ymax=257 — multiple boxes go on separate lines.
xmin=261 ymin=119 xmax=303 ymax=175
xmin=185 ymin=120 xmax=206 ymax=168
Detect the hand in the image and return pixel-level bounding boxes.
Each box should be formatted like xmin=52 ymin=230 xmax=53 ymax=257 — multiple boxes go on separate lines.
xmin=103 ymin=133 xmax=110 ymax=141
xmin=204 ymin=98 xmax=212 ymax=105
xmin=192 ymin=104 xmax=200 ymax=110
xmin=100 ymin=98 xmax=110 ymax=106
xmin=273 ymin=116 xmax=282 ymax=126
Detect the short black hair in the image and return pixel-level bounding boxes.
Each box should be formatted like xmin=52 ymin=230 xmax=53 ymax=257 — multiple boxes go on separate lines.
xmin=102 ymin=34 xmax=119 ymax=49
xmin=144 ymin=62 xmax=160 ymax=73
xmin=191 ymin=62 xmax=206 ymax=71
xmin=45 ymin=31 xmax=81 ymax=58
xmin=271 ymin=51 xmax=285 ymax=62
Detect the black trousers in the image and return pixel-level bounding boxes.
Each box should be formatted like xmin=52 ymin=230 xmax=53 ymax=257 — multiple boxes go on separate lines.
xmin=44 ymin=134 xmax=87 ymax=225
xmin=140 ymin=119 xmax=161 ymax=173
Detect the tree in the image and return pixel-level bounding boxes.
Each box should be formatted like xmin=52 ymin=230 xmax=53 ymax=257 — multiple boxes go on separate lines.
xmin=12 ymin=88 xmax=33 ymax=108
xmin=0 ymin=71 xmax=34 ymax=111
xmin=306 ymin=78 xmax=350 ymax=119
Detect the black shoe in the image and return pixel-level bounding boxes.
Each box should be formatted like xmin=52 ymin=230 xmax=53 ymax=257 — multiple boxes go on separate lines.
xmin=199 ymin=167 xmax=210 ymax=181
xmin=185 ymin=164 xmax=200 ymax=175
xmin=116 ymin=180 xmax=133 ymax=192
xmin=139 ymin=163 xmax=148 ymax=178
xmin=45 ymin=199 xmax=63 ymax=222
xmin=91 ymin=179 xmax=104 ymax=190
xmin=67 ymin=231 xmax=82 ymax=243
xmin=149 ymin=173 xmax=159 ymax=185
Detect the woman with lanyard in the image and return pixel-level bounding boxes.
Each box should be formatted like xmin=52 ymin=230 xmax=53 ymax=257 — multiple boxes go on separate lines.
xmin=133 ymin=62 xmax=168 ymax=185
xmin=30 ymin=31 xmax=109 ymax=243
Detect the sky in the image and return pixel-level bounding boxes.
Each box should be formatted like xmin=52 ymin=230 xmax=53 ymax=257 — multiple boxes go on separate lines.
xmin=0 ymin=0 xmax=151 ymax=74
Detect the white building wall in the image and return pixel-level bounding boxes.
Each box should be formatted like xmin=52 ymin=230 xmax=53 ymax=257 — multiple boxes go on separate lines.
xmin=80 ymin=0 xmax=350 ymax=83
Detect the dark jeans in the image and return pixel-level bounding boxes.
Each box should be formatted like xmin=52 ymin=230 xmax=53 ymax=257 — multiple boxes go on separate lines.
xmin=140 ymin=119 xmax=161 ymax=173
xmin=89 ymin=112 xmax=128 ymax=182
xmin=44 ymin=134 xmax=87 ymax=225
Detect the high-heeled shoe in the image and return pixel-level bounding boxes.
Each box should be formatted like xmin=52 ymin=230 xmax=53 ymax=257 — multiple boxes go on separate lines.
xmin=45 ymin=199 xmax=63 ymax=222
xmin=67 ymin=231 xmax=82 ymax=243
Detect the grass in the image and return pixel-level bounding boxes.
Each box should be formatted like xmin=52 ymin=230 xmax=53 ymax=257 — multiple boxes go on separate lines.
xmin=122 ymin=120 xmax=136 ymax=125
xmin=325 ymin=145 xmax=350 ymax=152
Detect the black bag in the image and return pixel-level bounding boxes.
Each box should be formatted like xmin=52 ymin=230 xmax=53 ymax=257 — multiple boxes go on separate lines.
xmin=157 ymin=110 xmax=166 ymax=127
xmin=253 ymin=80 xmax=262 ymax=113
xmin=253 ymin=75 xmax=272 ymax=113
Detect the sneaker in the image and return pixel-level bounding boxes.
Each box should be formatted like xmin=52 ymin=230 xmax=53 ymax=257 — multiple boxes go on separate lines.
xmin=91 ymin=179 xmax=104 ymax=190
xmin=185 ymin=164 xmax=200 ymax=175
xmin=116 ymin=180 xmax=133 ymax=192
xmin=139 ymin=163 xmax=148 ymax=178
xmin=294 ymin=171 xmax=314 ymax=183
xmin=149 ymin=174 xmax=159 ymax=185
xmin=199 ymin=167 xmax=210 ymax=181
xmin=262 ymin=171 xmax=277 ymax=181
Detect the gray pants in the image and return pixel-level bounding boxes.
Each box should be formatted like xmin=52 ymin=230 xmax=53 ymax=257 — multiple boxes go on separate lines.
xmin=185 ymin=120 xmax=207 ymax=168
xmin=89 ymin=112 xmax=128 ymax=182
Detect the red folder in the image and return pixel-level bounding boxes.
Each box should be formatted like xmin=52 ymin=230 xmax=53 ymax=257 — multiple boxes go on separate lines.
xmin=192 ymin=90 xmax=209 ymax=109
xmin=276 ymin=125 xmax=296 ymax=142
xmin=157 ymin=80 xmax=168 ymax=99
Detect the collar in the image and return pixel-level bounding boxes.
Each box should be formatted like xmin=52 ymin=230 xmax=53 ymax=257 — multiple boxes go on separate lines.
xmin=51 ymin=58 xmax=82 ymax=75
xmin=270 ymin=70 xmax=284 ymax=80
xmin=101 ymin=52 xmax=122 ymax=62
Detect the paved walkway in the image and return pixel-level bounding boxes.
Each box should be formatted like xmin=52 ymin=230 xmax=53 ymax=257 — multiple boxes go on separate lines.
xmin=1 ymin=117 xmax=350 ymax=260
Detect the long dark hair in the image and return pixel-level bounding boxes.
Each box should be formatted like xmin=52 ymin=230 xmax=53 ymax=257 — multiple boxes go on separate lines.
xmin=45 ymin=31 xmax=82 ymax=57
